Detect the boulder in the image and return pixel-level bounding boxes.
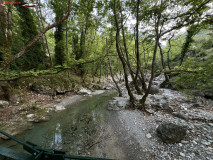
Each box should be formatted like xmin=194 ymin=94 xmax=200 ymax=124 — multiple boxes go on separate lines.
xmin=30 ymin=84 xmax=55 ymax=96
xmin=149 ymin=86 xmax=160 ymax=95
xmin=0 ymin=100 xmax=9 ymax=108
xmin=77 ymin=88 xmax=91 ymax=95
xmin=103 ymin=83 xmax=114 ymax=90
xmin=108 ymin=97 xmax=129 ymax=111
xmin=157 ymin=123 xmax=187 ymax=143
xmin=54 ymin=104 xmax=65 ymax=111
xmin=148 ymin=95 xmax=173 ymax=111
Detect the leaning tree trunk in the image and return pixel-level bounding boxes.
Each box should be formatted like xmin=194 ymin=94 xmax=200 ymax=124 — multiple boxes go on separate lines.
xmin=1 ymin=0 xmax=72 ymax=70
xmin=106 ymin=37 xmax=122 ymax=97
xmin=113 ymin=0 xmax=135 ymax=104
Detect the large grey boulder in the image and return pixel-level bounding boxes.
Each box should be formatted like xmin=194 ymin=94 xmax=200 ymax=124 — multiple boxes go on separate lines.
xmin=148 ymin=95 xmax=173 ymax=111
xmin=30 ymin=84 xmax=55 ymax=96
xmin=108 ymin=97 xmax=129 ymax=111
xmin=157 ymin=123 xmax=187 ymax=143
xmin=0 ymin=100 xmax=9 ymax=108
xmin=149 ymin=86 xmax=160 ymax=95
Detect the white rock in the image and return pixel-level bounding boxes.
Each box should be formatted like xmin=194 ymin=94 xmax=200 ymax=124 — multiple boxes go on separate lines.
xmin=146 ymin=133 xmax=152 ymax=139
xmin=54 ymin=105 xmax=65 ymax=111
xmin=180 ymin=152 xmax=185 ymax=157
xmin=77 ymin=88 xmax=91 ymax=95
xmin=27 ymin=114 xmax=35 ymax=118
xmin=0 ymin=100 xmax=9 ymax=108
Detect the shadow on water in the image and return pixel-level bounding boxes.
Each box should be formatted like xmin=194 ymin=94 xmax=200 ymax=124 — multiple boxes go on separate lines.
xmin=1 ymin=91 xmax=115 ymax=156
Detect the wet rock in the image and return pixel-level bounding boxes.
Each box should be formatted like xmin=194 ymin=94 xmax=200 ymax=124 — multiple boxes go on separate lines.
xmin=0 ymin=100 xmax=9 ymax=108
xmin=30 ymin=83 xmax=55 ymax=96
xmin=77 ymin=88 xmax=91 ymax=95
xmin=156 ymin=123 xmax=187 ymax=143
xmin=149 ymin=86 xmax=160 ymax=95
xmin=108 ymin=97 xmax=129 ymax=111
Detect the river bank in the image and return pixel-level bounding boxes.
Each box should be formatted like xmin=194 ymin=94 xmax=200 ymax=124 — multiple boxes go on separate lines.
xmin=93 ymin=74 xmax=213 ymax=160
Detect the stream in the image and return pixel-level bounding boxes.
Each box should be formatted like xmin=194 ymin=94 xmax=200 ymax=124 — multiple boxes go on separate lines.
xmin=1 ymin=91 xmax=115 ymax=157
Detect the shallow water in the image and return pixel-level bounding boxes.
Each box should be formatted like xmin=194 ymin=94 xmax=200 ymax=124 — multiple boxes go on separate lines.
xmin=1 ymin=91 xmax=115 ymax=156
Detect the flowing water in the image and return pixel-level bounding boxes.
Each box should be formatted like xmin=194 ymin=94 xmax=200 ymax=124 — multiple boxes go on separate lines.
xmin=1 ymin=91 xmax=115 ymax=156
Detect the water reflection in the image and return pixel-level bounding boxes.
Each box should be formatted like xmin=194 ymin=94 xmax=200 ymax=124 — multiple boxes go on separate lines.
xmin=50 ymin=123 xmax=62 ymax=149
xmin=1 ymin=91 xmax=115 ymax=157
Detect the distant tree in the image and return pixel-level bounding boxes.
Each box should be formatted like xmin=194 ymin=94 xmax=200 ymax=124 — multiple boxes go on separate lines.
xmin=51 ymin=0 xmax=66 ymax=66
xmin=14 ymin=1 xmax=45 ymax=70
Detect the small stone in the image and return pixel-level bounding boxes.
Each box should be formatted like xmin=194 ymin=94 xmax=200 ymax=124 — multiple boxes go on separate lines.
xmin=146 ymin=133 xmax=152 ymax=139
xmin=181 ymin=140 xmax=188 ymax=144
xmin=179 ymin=143 xmax=183 ymax=147
xmin=173 ymin=111 xmax=188 ymax=120
xmin=192 ymin=140 xmax=197 ymax=145
xmin=201 ymin=141 xmax=210 ymax=146
xmin=208 ymin=123 xmax=213 ymax=127
xmin=27 ymin=114 xmax=35 ymax=118
xmin=180 ymin=152 xmax=185 ymax=157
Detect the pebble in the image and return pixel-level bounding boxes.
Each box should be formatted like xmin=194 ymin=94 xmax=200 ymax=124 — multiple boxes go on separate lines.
xmin=192 ymin=140 xmax=197 ymax=145
xmin=201 ymin=141 xmax=210 ymax=146
xmin=180 ymin=152 xmax=185 ymax=157
xmin=181 ymin=140 xmax=188 ymax=144
xmin=146 ymin=133 xmax=152 ymax=139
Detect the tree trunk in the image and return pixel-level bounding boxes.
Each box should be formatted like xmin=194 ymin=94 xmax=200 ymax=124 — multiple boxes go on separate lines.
xmin=38 ymin=0 xmax=52 ymax=68
xmin=158 ymin=43 xmax=169 ymax=81
xmin=36 ymin=7 xmax=46 ymax=55
xmin=167 ymin=36 xmax=173 ymax=70
xmin=106 ymin=37 xmax=122 ymax=97
xmin=2 ymin=4 xmax=13 ymax=70
xmin=1 ymin=0 xmax=72 ymax=70
xmin=139 ymin=13 xmax=161 ymax=109
xmin=120 ymin=4 xmax=142 ymax=95
xmin=66 ymin=18 xmax=69 ymax=57
xmin=113 ymin=0 xmax=135 ymax=104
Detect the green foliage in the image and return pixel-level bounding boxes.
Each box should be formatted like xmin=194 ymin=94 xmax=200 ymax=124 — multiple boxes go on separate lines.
xmin=50 ymin=0 xmax=66 ymax=66
xmin=12 ymin=1 xmax=46 ymax=70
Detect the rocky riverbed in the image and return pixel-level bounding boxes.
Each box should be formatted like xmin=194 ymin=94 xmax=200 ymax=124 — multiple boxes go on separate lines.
xmin=0 ymin=74 xmax=213 ymax=160
xmin=98 ymin=74 xmax=213 ymax=160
